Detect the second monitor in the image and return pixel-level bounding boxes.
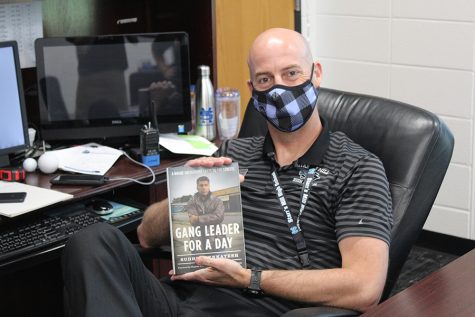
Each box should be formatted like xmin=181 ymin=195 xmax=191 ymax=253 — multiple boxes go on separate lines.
xmin=35 ymin=32 xmax=192 ymax=145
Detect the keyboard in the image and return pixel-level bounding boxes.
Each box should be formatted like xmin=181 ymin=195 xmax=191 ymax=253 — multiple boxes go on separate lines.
xmin=0 ymin=200 xmax=143 ymax=264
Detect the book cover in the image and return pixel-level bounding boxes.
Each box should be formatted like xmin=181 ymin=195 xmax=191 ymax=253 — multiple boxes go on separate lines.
xmin=167 ymin=162 xmax=246 ymax=275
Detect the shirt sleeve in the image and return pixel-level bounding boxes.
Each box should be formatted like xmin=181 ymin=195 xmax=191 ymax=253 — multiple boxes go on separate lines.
xmin=213 ymin=139 xmax=231 ymax=157
xmin=184 ymin=196 xmax=198 ymax=216
xmin=334 ymin=154 xmax=393 ymax=245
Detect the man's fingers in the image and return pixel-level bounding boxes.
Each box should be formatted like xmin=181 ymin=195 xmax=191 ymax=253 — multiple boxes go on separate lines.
xmin=196 ymin=256 xmax=213 ymax=267
xmin=185 ymin=156 xmax=232 ymax=167
xmin=195 ymin=256 xmax=228 ymax=271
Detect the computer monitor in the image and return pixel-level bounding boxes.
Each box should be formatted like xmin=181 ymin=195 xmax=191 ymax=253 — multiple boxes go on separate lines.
xmin=35 ymin=32 xmax=191 ymax=145
xmin=0 ymin=41 xmax=29 ymax=168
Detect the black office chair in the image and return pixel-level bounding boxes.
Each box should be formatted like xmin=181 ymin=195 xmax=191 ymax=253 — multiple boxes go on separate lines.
xmin=238 ymin=87 xmax=454 ymax=317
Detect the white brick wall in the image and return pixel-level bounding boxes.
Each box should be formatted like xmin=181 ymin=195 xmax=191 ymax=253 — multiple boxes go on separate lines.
xmin=302 ymin=0 xmax=475 ymax=239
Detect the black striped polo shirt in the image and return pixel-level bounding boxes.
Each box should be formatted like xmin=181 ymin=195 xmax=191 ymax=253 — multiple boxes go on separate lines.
xmin=213 ymin=123 xmax=393 ymax=315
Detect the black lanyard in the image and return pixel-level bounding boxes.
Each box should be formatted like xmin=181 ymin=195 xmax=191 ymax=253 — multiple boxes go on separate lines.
xmin=269 ymin=154 xmax=315 ymax=268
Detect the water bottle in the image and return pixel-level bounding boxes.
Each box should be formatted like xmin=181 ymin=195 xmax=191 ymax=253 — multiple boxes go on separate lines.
xmin=195 ymin=65 xmax=216 ymax=141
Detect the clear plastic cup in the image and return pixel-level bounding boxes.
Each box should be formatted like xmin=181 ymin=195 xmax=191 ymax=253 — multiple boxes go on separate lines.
xmin=215 ymin=88 xmax=240 ymax=140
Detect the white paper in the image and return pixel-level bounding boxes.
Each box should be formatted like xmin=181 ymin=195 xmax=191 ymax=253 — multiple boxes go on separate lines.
xmin=159 ymin=134 xmax=218 ymax=156
xmin=50 ymin=143 xmax=123 ymax=176
xmin=0 ymin=1 xmax=43 ymax=68
xmin=0 ymin=181 xmax=73 ymax=217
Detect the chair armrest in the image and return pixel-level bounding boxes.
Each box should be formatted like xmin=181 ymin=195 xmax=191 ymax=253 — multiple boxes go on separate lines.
xmin=280 ymin=307 xmax=360 ymax=317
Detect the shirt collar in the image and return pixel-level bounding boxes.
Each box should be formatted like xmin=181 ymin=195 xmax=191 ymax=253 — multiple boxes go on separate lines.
xmin=263 ymin=116 xmax=330 ymax=166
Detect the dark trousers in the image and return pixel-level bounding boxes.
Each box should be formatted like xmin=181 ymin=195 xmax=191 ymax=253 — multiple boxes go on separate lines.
xmin=62 ymin=223 xmax=274 ymax=317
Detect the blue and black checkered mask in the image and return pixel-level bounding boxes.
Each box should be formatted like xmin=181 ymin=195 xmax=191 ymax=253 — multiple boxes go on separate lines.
xmin=251 ymin=70 xmax=319 ymax=132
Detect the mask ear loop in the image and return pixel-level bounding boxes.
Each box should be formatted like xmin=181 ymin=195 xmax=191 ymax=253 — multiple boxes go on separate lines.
xmin=308 ymin=63 xmax=315 ymax=82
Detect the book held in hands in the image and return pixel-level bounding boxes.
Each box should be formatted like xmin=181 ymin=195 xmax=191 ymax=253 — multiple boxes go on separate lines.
xmin=167 ymin=162 xmax=246 ymax=274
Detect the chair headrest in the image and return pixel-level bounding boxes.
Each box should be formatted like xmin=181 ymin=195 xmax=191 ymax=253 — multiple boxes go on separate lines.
xmin=317 ymin=88 xmax=451 ymax=189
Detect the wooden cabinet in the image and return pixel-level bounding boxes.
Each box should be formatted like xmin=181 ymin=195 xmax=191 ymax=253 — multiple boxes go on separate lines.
xmin=41 ymin=0 xmax=214 ymax=83
xmin=214 ymin=0 xmax=295 ymax=120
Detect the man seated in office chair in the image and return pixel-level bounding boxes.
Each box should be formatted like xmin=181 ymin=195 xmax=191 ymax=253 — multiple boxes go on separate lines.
xmin=62 ymin=28 xmax=392 ymax=316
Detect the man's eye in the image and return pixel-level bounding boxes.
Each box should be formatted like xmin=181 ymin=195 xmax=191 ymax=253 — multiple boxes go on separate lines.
xmin=287 ymin=70 xmax=299 ymax=78
xmin=257 ymin=77 xmax=269 ymax=84
xmin=254 ymin=77 xmax=273 ymax=90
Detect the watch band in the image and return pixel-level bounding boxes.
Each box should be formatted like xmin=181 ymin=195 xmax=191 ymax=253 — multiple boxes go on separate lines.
xmin=244 ymin=269 xmax=263 ymax=296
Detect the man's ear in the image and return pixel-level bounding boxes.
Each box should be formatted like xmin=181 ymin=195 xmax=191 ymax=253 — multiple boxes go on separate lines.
xmin=313 ymin=61 xmax=323 ymax=88
xmin=246 ymin=80 xmax=253 ymax=94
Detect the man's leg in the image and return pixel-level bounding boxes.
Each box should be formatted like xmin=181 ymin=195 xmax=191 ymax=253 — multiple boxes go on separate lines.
xmin=62 ymin=223 xmax=177 ymax=317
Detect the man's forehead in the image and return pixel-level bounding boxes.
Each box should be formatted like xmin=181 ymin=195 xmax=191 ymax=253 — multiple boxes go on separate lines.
xmin=254 ymin=63 xmax=303 ymax=74
xmin=251 ymin=58 xmax=306 ymax=77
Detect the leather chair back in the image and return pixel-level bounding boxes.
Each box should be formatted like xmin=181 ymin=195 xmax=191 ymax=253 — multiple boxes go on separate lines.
xmin=239 ymin=87 xmax=454 ymax=300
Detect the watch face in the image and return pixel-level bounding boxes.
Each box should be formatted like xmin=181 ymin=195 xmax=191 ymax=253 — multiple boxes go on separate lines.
xmin=243 ymin=288 xmax=263 ymax=297
xmin=248 ymin=289 xmax=262 ymax=295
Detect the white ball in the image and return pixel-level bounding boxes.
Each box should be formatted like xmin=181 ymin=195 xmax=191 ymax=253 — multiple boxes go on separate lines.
xmin=38 ymin=152 xmax=59 ymax=174
xmin=22 ymin=157 xmax=38 ymax=172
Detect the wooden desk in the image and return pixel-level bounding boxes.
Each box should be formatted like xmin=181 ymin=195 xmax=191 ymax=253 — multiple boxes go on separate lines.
xmin=24 ymin=154 xmax=190 ymax=201
xmin=361 ymin=248 xmax=475 ymax=317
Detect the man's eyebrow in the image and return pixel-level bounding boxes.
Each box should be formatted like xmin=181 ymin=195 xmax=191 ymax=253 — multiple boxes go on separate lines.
xmin=254 ymin=65 xmax=303 ymax=77
xmin=282 ymin=64 xmax=302 ymax=71
xmin=254 ymin=71 xmax=272 ymax=78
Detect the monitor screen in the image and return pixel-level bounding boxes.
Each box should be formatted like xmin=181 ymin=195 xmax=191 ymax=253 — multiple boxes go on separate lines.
xmin=35 ymin=32 xmax=191 ymax=145
xmin=0 ymin=41 xmax=29 ymax=167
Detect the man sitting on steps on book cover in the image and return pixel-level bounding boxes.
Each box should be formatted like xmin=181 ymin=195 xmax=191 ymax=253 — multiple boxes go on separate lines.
xmin=61 ymin=27 xmax=393 ymax=317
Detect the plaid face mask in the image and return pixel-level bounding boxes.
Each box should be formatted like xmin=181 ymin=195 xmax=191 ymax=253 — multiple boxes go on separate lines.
xmin=251 ymin=73 xmax=319 ymax=133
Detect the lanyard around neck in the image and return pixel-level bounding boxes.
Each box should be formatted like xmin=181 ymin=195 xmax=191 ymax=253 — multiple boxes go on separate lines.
xmin=268 ymin=153 xmax=315 ymax=268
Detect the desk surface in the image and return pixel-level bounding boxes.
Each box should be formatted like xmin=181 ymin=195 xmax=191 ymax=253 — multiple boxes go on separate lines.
xmin=25 ymin=155 xmax=190 ymax=199
xmin=361 ymin=248 xmax=475 ymax=317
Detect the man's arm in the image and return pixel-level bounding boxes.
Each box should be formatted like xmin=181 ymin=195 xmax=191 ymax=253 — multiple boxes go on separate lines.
xmin=187 ymin=195 xmax=225 ymax=225
xmin=184 ymin=198 xmax=201 ymax=226
xmin=137 ymin=199 xmax=170 ymax=248
xmin=259 ymin=236 xmax=388 ymax=311
xmin=172 ymin=235 xmax=388 ymax=313
xmin=197 ymin=196 xmax=225 ymax=225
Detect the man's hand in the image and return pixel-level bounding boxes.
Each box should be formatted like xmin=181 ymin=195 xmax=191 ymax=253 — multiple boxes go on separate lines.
xmin=185 ymin=156 xmax=232 ymax=168
xmin=137 ymin=200 xmax=170 ymax=248
xmin=186 ymin=156 xmax=245 ymax=182
xmin=170 ymin=256 xmax=250 ymax=288
xmin=189 ymin=214 xmax=199 ymax=226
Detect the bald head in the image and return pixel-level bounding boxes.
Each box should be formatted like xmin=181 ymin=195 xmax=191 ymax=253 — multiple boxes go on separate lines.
xmin=247 ymin=28 xmax=313 ymax=76
xmin=246 ymin=28 xmax=321 ymax=92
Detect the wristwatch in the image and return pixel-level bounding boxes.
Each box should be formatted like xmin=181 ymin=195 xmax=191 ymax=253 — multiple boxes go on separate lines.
xmin=244 ymin=269 xmax=263 ymax=296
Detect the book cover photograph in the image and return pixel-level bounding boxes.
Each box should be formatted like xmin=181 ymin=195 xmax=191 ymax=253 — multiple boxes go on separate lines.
xmin=167 ymin=162 xmax=246 ymax=275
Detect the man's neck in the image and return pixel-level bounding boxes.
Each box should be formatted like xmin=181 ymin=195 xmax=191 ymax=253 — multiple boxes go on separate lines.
xmin=269 ymin=112 xmax=322 ymax=167
xmin=197 ymin=192 xmax=210 ymax=199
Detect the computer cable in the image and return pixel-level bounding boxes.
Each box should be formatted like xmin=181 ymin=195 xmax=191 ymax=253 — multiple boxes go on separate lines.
xmin=107 ymin=150 xmax=156 ymax=186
